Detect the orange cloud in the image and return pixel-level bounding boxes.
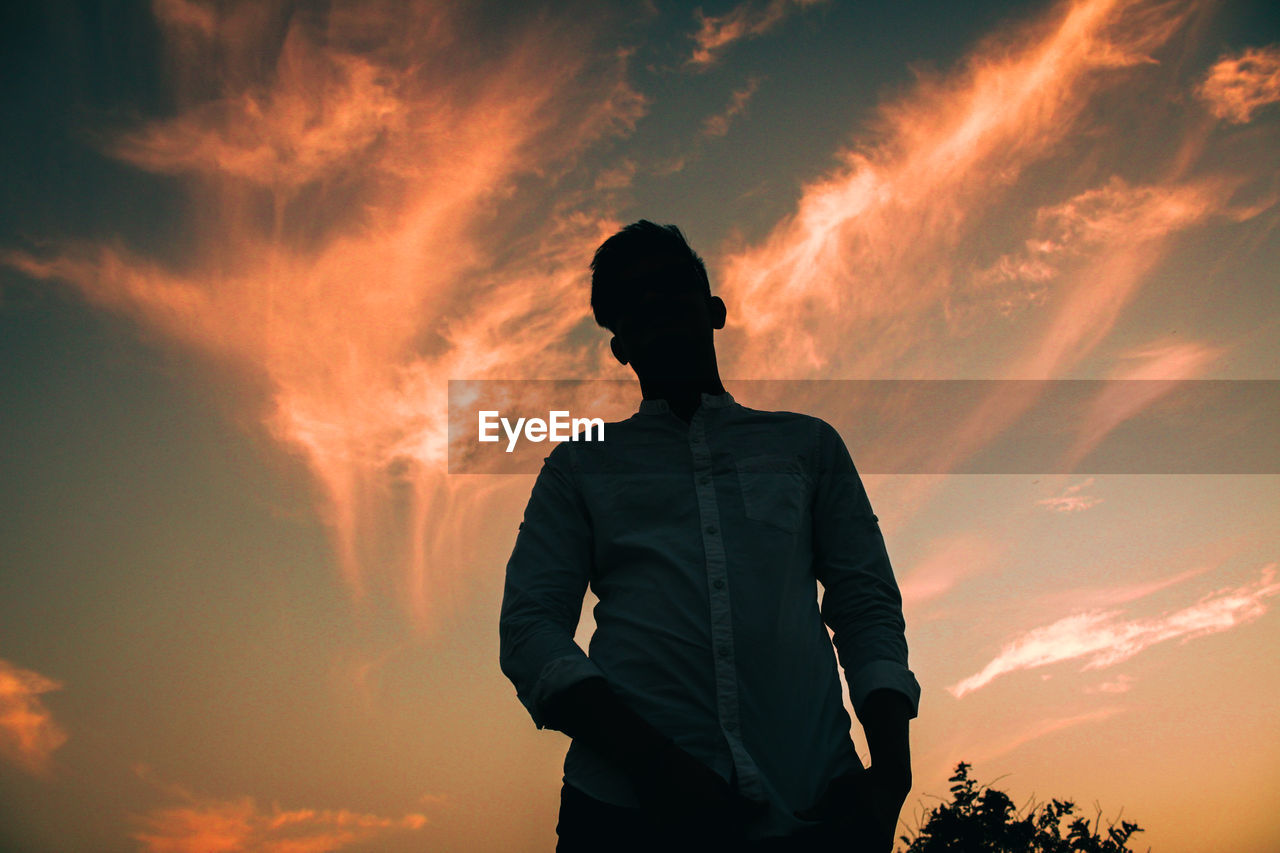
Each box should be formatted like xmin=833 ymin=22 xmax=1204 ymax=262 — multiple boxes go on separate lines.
xmin=1198 ymin=45 xmax=1280 ymax=124
xmin=131 ymin=769 xmax=429 ymax=853
xmin=948 ymin=563 xmax=1280 ymax=697
xmin=6 ymin=0 xmax=1274 ymax=633
xmin=967 ymin=706 xmax=1124 ymax=766
xmin=1058 ymin=339 xmax=1223 ymax=469
xmin=900 ymin=532 xmax=1006 ymax=607
xmin=1008 ymin=177 xmax=1228 ymax=380
xmin=1083 ymin=564 xmax=1214 ymax=607
xmin=688 ymin=0 xmax=826 ymax=69
xmin=1037 ymin=477 xmax=1103 ymax=512
xmin=593 ymin=159 xmax=637 ymax=190
xmin=716 ymin=0 xmax=1212 ymax=381
xmin=1085 ymin=673 xmax=1134 ymax=694
xmin=707 ymin=1 xmax=1265 ymax=535
xmin=3 ymin=1 xmax=644 ymax=627
xmin=111 ymin=31 xmax=402 ymax=188
xmin=702 ymin=77 xmax=763 ymax=138
xmin=0 ymin=658 xmax=67 ymax=776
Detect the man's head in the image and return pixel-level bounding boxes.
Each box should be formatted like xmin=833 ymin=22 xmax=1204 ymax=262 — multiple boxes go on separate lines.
xmin=590 ymin=220 xmax=726 ymax=377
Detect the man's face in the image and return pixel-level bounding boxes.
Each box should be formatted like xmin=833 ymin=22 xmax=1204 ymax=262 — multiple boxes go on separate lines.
xmin=610 ymin=255 xmax=716 ymax=376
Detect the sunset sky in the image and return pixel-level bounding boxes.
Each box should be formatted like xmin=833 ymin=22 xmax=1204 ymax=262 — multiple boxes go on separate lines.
xmin=2 ymin=0 xmax=1278 ymax=850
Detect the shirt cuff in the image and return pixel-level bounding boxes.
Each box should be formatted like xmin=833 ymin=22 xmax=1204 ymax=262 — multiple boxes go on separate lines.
xmin=847 ymin=660 xmax=922 ymax=720
xmin=527 ymin=654 xmax=606 ymax=729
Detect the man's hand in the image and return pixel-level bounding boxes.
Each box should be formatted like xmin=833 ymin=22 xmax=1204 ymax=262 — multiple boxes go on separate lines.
xmin=632 ymin=740 xmax=764 ymax=837
xmin=864 ymin=763 xmax=910 ymax=852
xmin=796 ymin=689 xmax=912 ymax=851
xmin=857 ymin=688 xmax=914 ymax=852
xmin=796 ymin=763 xmax=909 ymax=853
xmin=543 ymin=677 xmax=763 ymax=838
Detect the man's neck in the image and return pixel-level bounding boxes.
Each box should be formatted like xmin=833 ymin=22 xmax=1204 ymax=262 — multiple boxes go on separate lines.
xmin=639 ymin=375 xmax=726 ymax=423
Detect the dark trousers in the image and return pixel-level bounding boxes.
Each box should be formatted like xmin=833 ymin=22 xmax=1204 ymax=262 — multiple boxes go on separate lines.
xmin=555 ymin=782 xmax=864 ymax=853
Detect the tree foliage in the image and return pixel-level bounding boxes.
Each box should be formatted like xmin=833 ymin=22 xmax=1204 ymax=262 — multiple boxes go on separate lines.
xmin=900 ymin=762 xmax=1146 ymax=853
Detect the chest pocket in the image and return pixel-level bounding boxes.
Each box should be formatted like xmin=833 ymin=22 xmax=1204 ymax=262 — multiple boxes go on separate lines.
xmin=735 ymin=454 xmax=809 ymax=534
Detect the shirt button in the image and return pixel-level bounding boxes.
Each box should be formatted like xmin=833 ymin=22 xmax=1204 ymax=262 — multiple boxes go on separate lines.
xmin=717 ymin=646 xmax=730 ymax=658
xmin=691 ymin=435 xmax=701 ymax=443
xmin=725 ymin=719 xmax=737 ymax=731
xmin=706 ymin=525 xmax=717 ymax=534
xmin=700 ymin=476 xmax=710 ymax=485
xmin=713 ymin=579 xmax=725 ymax=590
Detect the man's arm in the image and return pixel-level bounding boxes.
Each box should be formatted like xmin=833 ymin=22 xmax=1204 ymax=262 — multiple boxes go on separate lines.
xmin=499 ymin=443 xmax=603 ymax=728
xmin=859 ymin=688 xmax=913 ymax=848
xmin=858 ymin=689 xmax=912 ymax=787
xmin=809 ymin=419 xmax=919 ymax=847
xmin=810 ymin=420 xmax=919 ymax=723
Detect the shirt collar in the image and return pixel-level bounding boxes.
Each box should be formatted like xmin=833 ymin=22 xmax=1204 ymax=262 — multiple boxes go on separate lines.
xmin=638 ymin=390 xmax=736 ymax=415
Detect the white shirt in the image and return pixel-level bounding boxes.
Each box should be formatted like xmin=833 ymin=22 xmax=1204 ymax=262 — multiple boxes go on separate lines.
xmin=499 ymin=390 xmax=920 ymax=839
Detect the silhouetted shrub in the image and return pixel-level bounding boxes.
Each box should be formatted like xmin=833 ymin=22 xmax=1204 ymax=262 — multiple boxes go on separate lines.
xmin=900 ymin=762 xmax=1145 ymax=853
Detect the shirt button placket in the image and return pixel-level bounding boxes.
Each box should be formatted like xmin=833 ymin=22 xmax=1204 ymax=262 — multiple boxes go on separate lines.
xmin=690 ymin=408 xmax=762 ymax=802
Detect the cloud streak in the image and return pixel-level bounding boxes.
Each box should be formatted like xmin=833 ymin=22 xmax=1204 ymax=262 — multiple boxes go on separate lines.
xmin=900 ymin=532 xmax=1006 ymax=607
xmin=1085 ymin=673 xmax=1134 ymax=694
xmin=688 ymin=0 xmax=825 ymax=69
xmin=0 ymin=658 xmax=67 ymax=776
xmin=1037 ymin=477 xmax=1103 ymax=512
xmin=1058 ymin=339 xmax=1223 ymax=471
xmin=702 ymin=77 xmax=762 ymax=138
xmin=716 ymin=0 xmax=1216 ymax=380
xmin=705 ymin=0 xmax=1275 ymax=533
xmin=968 ymin=706 xmax=1125 ymax=766
xmin=131 ymin=767 xmax=428 ymax=853
xmin=1198 ymin=44 xmax=1280 ymax=124
xmin=949 ymin=563 xmax=1280 ymax=697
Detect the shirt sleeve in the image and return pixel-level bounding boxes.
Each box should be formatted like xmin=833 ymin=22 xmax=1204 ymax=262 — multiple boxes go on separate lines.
xmin=499 ymin=442 xmax=604 ymax=729
xmin=811 ymin=418 xmax=921 ymax=720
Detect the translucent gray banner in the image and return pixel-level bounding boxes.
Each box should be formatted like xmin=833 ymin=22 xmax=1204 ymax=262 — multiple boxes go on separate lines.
xmin=447 ymin=379 xmax=1279 ymax=474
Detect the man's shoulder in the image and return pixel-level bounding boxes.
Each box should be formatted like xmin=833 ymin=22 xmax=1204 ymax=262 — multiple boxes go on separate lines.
xmin=724 ymin=403 xmax=839 ymax=459
xmin=728 ymin=404 xmax=859 ymax=471
xmin=730 ymin=402 xmax=833 ymax=435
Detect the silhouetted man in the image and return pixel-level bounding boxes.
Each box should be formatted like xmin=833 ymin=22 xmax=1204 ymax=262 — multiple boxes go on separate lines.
xmin=500 ymin=221 xmax=919 ymax=851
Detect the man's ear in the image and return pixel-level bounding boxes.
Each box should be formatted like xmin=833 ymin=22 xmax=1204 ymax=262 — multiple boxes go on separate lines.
xmin=610 ymin=335 xmax=629 ymax=366
xmin=709 ymin=296 xmax=726 ymax=330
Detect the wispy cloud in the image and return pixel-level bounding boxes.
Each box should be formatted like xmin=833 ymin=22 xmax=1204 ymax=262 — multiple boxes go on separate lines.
xmin=131 ymin=767 xmax=429 ymax=853
xmin=593 ymin=158 xmax=637 ymax=190
xmin=688 ymin=0 xmax=825 ymax=69
xmin=900 ymin=532 xmax=1006 ymax=607
xmin=109 ymin=32 xmax=401 ymax=188
xmin=1080 ymin=564 xmax=1213 ymax=608
xmin=1007 ymin=177 xmax=1229 ymax=379
xmin=708 ymin=0 xmax=1272 ymax=523
xmin=949 ymin=563 xmax=1280 ymax=697
xmin=1037 ymin=477 xmax=1103 ymax=512
xmin=1085 ymin=673 xmax=1134 ymax=694
xmin=3 ymin=2 xmax=644 ymax=627
xmin=1198 ymin=44 xmax=1280 ymax=124
xmin=702 ymin=77 xmax=763 ymax=138
xmin=968 ymin=706 xmax=1124 ymax=765
xmin=0 ymin=658 xmax=67 ymax=776
xmin=1058 ymin=339 xmax=1223 ymax=470
xmin=716 ymin=0 xmax=1219 ymax=382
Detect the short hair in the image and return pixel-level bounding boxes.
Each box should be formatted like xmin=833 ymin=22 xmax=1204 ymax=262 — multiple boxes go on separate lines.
xmin=590 ymin=220 xmax=711 ymax=332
